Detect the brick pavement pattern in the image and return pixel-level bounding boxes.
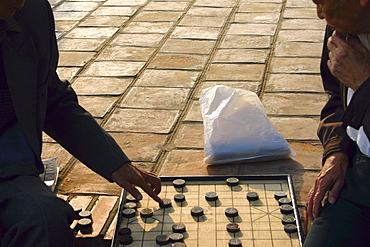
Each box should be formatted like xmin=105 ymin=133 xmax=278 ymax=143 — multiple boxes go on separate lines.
xmin=41 ymin=0 xmax=328 ymax=244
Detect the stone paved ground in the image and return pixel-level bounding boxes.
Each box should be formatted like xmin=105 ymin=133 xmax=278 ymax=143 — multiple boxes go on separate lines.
xmin=42 ymin=0 xmax=327 ymax=245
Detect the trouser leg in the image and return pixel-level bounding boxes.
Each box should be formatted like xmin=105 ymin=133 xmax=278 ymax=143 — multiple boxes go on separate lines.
xmin=0 ymin=175 xmax=76 ymax=247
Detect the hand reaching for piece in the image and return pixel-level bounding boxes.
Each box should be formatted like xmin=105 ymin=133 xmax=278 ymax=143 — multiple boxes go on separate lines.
xmin=327 ymin=31 xmax=370 ymax=90
xmin=111 ymin=162 xmax=163 ymax=203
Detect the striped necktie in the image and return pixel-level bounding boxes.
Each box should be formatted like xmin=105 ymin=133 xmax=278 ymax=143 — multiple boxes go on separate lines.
xmin=0 ymin=19 xmax=6 ymax=43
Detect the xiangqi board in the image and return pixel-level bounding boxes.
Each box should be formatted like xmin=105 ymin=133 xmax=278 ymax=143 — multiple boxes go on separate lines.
xmin=111 ymin=175 xmax=303 ymax=247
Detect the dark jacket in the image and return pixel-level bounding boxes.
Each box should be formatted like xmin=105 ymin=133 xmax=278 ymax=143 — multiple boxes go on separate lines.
xmin=318 ymin=26 xmax=370 ymax=161
xmin=2 ymin=0 xmax=129 ymax=181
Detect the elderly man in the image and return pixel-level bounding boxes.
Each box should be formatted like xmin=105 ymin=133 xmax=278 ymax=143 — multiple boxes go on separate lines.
xmin=0 ymin=0 xmax=162 ymax=246
xmin=305 ymin=0 xmax=370 ymax=246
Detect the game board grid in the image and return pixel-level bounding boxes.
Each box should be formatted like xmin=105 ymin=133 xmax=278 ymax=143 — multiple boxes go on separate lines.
xmin=113 ymin=177 xmax=301 ymax=247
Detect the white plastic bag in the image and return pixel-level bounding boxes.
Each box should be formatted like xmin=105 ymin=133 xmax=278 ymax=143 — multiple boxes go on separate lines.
xmin=200 ymin=85 xmax=295 ymax=165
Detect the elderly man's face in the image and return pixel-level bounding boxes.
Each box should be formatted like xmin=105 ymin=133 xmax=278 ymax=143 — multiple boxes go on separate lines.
xmin=313 ymin=0 xmax=369 ymax=34
xmin=0 ymin=0 xmax=25 ymax=20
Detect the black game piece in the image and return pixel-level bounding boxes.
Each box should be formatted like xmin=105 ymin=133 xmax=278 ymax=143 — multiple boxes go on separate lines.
xmin=125 ymin=194 xmax=137 ymax=202
xmin=156 ymin=234 xmax=170 ymax=245
xmin=172 ymin=223 xmax=186 ymax=233
xmin=169 ymin=233 xmax=184 ymax=243
xmin=172 ymin=243 xmax=187 ymax=247
xmin=122 ymin=208 xmax=136 ymax=218
xmin=119 ymin=235 xmax=133 ymax=245
xmin=226 ymin=223 xmax=240 ymax=233
xmin=174 ymin=194 xmax=186 ymax=202
xmin=173 ymin=179 xmax=186 ymax=188
xmin=284 ymin=224 xmax=297 ymax=233
xmin=79 ymin=210 xmax=92 ymax=220
xmin=123 ymin=202 xmax=137 ymax=209
xmin=246 ymin=191 xmax=259 ymax=201
xmin=225 ymin=207 xmax=239 ymax=217
xmin=118 ymin=227 xmax=131 ymax=236
xmin=160 ymin=198 xmax=172 ymax=208
xmin=78 ymin=218 xmax=93 ymax=234
xmin=274 ymin=191 xmax=288 ymax=200
xmin=278 ymin=197 xmax=292 ymax=206
xmin=282 ymin=215 xmax=296 ymax=225
xmin=228 ymin=238 xmax=242 ymax=247
xmin=191 ymin=206 xmax=204 ymax=217
xmin=226 ymin=177 xmax=239 ymax=186
xmin=205 ymin=192 xmax=218 ymax=201
xmin=140 ymin=208 xmax=153 ymax=218
xmin=72 ymin=205 xmax=83 ymax=218
xmin=280 ymin=204 xmax=294 ymax=214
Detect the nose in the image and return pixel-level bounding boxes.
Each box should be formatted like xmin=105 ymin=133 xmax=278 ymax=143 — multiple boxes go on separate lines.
xmin=316 ymin=4 xmax=325 ymax=19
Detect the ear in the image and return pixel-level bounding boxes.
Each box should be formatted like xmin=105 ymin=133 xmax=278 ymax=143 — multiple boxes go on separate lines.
xmin=360 ymin=0 xmax=369 ymax=7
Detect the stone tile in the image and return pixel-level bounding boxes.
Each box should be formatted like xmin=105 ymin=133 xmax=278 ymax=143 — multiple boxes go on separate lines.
xmin=53 ymin=11 xmax=89 ymax=21
xmin=274 ymin=42 xmax=322 ymax=57
xmin=122 ymin=22 xmax=173 ymax=33
xmin=277 ymin=30 xmax=325 ymax=43
xmin=109 ymin=132 xmax=167 ymax=162
xmin=270 ymin=57 xmax=321 ymax=74
xmin=41 ymin=142 xmax=73 ymax=171
xmin=55 ymin=1 xmax=100 ymax=11
xmin=135 ymin=69 xmax=199 ymax=87
xmin=194 ymin=0 xmax=237 ymax=7
xmin=174 ymin=123 xmax=204 ymax=148
xmin=213 ymin=49 xmax=269 ymax=63
xmin=104 ymin=109 xmax=180 ymax=133
xmin=103 ymin=0 xmax=148 ymax=6
xmin=79 ymin=16 xmax=129 ymax=27
xmin=148 ymin=53 xmax=208 ymax=70
xmin=97 ymin=46 xmax=156 ymax=61
xmin=144 ymin=1 xmax=189 ymax=10
xmin=58 ymin=52 xmax=95 ymax=67
xmin=187 ymin=6 xmax=232 ymax=16
xmin=284 ymin=7 xmax=318 ymax=19
xmin=262 ymin=92 xmax=327 ymax=116
xmin=265 ymin=74 xmax=324 ymax=92
xmin=184 ymin=99 xmax=202 ymax=121
xmin=55 ymin=21 xmax=78 ymax=32
xmin=269 ymin=117 xmax=320 ymax=140
xmin=238 ymin=3 xmax=282 ymax=12
xmin=111 ymin=33 xmax=164 ymax=47
xmin=289 ymin=142 xmax=323 ymax=170
xmin=57 ymin=162 xmax=121 ymax=195
xmin=195 ymin=81 xmax=260 ymax=98
xmin=120 ymin=87 xmax=190 ymax=110
xmin=65 ymin=27 xmax=119 ymax=39
xmin=220 ymin=35 xmax=272 ymax=49
xmin=160 ymin=150 xmax=242 ymax=176
xmin=206 ymin=64 xmax=265 ymax=81
xmin=57 ymin=38 xmax=105 ymax=51
xmin=78 ymin=96 xmax=118 ymax=118
xmin=161 ymin=39 xmax=216 ymax=54
xmin=171 ymin=26 xmax=221 ymax=40
xmin=81 ymin=61 xmax=145 ymax=77
xmin=233 ymin=12 xmax=280 ymax=23
xmin=281 ymin=18 xmax=326 ymax=30
xmin=56 ymin=67 xmax=81 ymax=81
xmin=180 ymin=15 xmax=227 ymax=27
xmin=228 ymin=23 xmax=276 ymax=36
xmin=134 ymin=11 xmax=182 ymax=22
xmin=286 ymin=0 xmax=316 ymax=8
xmin=92 ymin=6 xmax=138 ymax=16
xmin=72 ymin=77 xmax=132 ymax=95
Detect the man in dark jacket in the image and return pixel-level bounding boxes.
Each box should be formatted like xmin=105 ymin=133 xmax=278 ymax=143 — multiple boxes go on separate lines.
xmin=305 ymin=0 xmax=370 ymax=246
xmin=0 ymin=0 xmax=162 ymax=246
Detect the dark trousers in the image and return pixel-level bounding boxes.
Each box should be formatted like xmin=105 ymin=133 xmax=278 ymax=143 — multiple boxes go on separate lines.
xmin=0 ymin=175 xmax=76 ymax=247
xmin=304 ymin=154 xmax=370 ymax=247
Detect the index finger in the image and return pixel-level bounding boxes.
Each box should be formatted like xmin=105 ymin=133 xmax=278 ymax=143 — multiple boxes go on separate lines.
xmin=136 ymin=179 xmax=163 ymax=203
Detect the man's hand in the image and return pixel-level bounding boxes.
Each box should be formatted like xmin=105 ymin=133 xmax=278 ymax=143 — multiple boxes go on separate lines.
xmin=111 ymin=162 xmax=162 ymax=203
xmin=327 ymin=31 xmax=370 ymax=90
xmin=307 ymin=152 xmax=348 ymax=220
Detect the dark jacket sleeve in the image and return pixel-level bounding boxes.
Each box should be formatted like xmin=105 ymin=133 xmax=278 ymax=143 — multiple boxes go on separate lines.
xmin=317 ymin=26 xmax=356 ymax=161
xmin=40 ymin=0 xmax=130 ymax=181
